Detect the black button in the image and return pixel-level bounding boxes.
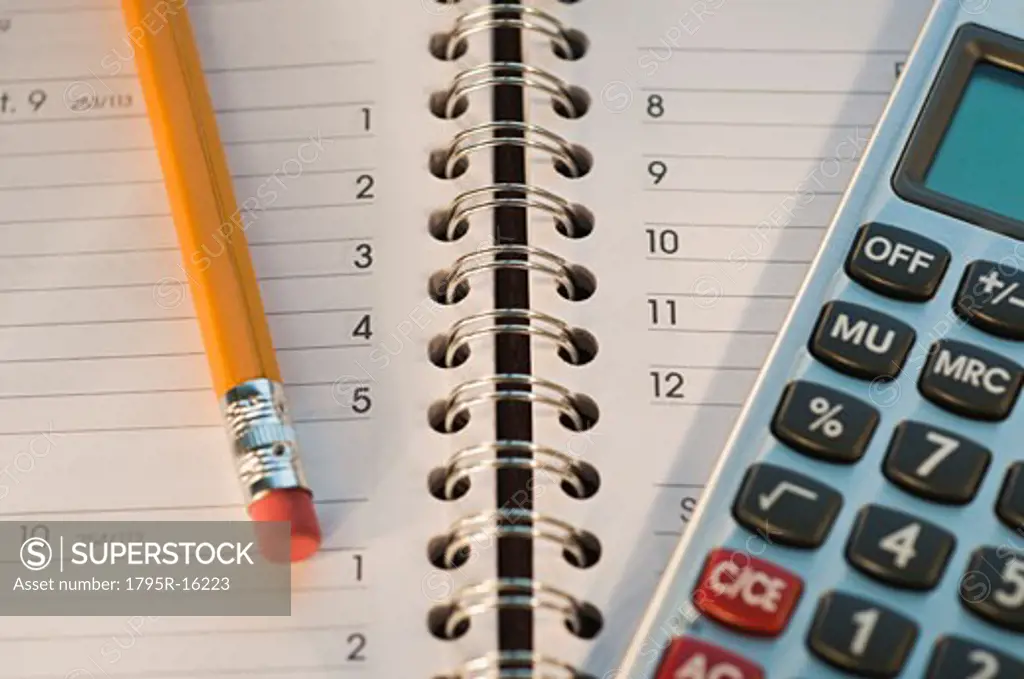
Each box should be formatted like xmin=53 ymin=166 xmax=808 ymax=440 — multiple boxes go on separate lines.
xmin=845 ymin=504 xmax=955 ymax=590
xmin=926 ymin=636 xmax=1024 ymax=678
xmin=960 ymin=547 xmax=1024 ymax=632
xmin=954 ymin=260 xmax=1024 ymax=340
xmin=882 ymin=421 xmax=991 ymax=504
xmin=807 ymin=591 xmax=918 ymax=678
xmin=809 ymin=301 xmax=915 ymax=380
xmin=919 ymin=340 xmax=1024 ymax=421
xmin=997 ymin=463 xmax=1024 ymax=532
xmin=732 ymin=463 xmax=843 ymax=548
xmin=846 ymin=223 xmax=950 ymax=301
xmin=771 ymin=381 xmax=879 ymax=463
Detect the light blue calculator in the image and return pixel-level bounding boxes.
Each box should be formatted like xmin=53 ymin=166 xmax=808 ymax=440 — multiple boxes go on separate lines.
xmin=616 ymin=1 xmax=1024 ymax=678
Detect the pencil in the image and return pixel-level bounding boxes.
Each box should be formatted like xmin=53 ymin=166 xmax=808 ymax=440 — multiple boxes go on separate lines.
xmin=122 ymin=0 xmax=321 ymax=561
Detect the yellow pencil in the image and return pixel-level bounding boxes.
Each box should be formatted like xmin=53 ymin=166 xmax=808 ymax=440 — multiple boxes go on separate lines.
xmin=122 ymin=0 xmax=321 ymax=561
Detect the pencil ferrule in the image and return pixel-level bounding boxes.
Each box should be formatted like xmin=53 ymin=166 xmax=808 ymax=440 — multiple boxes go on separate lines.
xmin=221 ymin=379 xmax=309 ymax=504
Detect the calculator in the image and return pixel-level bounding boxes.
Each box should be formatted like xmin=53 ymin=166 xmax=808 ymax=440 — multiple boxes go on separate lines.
xmin=615 ymin=2 xmax=1024 ymax=678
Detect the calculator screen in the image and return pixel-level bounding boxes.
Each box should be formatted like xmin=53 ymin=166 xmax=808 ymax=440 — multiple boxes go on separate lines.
xmin=923 ymin=62 xmax=1024 ymax=223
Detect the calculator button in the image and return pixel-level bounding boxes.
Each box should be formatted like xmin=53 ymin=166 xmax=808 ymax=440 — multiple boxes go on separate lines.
xmin=809 ymin=301 xmax=915 ymax=380
xmin=846 ymin=223 xmax=950 ymax=301
xmin=954 ymin=260 xmax=1024 ymax=340
xmin=845 ymin=504 xmax=956 ymax=590
xmin=882 ymin=421 xmax=991 ymax=504
xmin=654 ymin=637 xmax=763 ymax=679
xmin=771 ymin=381 xmax=879 ymax=463
xmin=926 ymin=636 xmax=1024 ymax=679
xmin=732 ymin=463 xmax=842 ymax=548
xmin=997 ymin=462 xmax=1024 ymax=532
xmin=807 ymin=591 xmax=918 ymax=678
xmin=919 ymin=340 xmax=1024 ymax=421
xmin=692 ymin=548 xmax=803 ymax=636
xmin=960 ymin=547 xmax=1024 ymax=632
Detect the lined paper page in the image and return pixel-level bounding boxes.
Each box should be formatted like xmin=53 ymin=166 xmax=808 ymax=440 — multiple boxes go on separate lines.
xmin=0 ymin=0 xmax=469 ymax=676
xmin=526 ymin=0 xmax=935 ymax=674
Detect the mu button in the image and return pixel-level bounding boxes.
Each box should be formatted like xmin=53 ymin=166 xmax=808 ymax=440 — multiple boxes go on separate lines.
xmin=692 ymin=548 xmax=804 ymax=636
xmin=810 ymin=301 xmax=915 ymax=380
xmin=919 ymin=340 xmax=1023 ymax=420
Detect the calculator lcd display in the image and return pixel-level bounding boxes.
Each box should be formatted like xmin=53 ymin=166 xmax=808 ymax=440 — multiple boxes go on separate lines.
xmin=923 ymin=62 xmax=1024 ymax=223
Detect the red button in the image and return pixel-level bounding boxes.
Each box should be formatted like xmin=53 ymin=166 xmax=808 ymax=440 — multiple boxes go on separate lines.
xmin=692 ymin=548 xmax=803 ymax=636
xmin=654 ymin=637 xmax=763 ymax=679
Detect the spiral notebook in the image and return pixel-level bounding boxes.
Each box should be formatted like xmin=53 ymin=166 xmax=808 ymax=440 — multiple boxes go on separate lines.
xmin=0 ymin=0 xmax=934 ymax=677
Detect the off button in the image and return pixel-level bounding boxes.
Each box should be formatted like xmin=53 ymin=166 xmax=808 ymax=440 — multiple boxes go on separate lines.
xmin=846 ymin=223 xmax=950 ymax=301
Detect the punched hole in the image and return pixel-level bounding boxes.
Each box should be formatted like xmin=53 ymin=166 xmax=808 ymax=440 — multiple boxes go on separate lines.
xmin=569 ymin=602 xmax=604 ymax=640
xmin=429 ymin=149 xmax=469 ymax=179
xmin=553 ymin=29 xmax=589 ymax=60
xmin=555 ymin=204 xmax=595 ymax=239
xmin=562 ymin=461 xmax=601 ymax=499
xmin=429 ymin=270 xmax=470 ymax=305
xmin=560 ymin=327 xmax=598 ymax=366
xmin=428 ymin=210 xmax=469 ymax=241
xmin=557 ymin=264 xmax=597 ymax=302
xmin=429 ymin=90 xmax=469 ymax=119
xmin=553 ymin=86 xmax=591 ymax=119
xmin=554 ymin=144 xmax=594 ymax=178
xmin=428 ymin=334 xmax=471 ymax=368
xmin=427 ymin=467 xmax=471 ymax=501
xmin=564 ymin=530 xmax=602 ymax=568
xmin=427 ymin=534 xmax=470 ymax=569
xmin=560 ymin=393 xmax=600 ymax=432
xmin=427 ymin=604 xmax=469 ymax=640
xmin=428 ymin=399 xmax=470 ymax=434
xmin=429 ymin=33 xmax=467 ymax=61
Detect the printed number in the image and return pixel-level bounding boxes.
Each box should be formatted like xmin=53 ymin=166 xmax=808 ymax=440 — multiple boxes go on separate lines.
xmin=352 ymin=314 xmax=373 ymax=340
xmin=650 ymin=370 xmax=685 ymax=399
xmin=20 ymin=524 xmax=49 ymax=542
xmin=879 ymin=522 xmax=920 ymax=569
xmin=648 ymin=298 xmax=678 ymax=326
xmin=353 ymin=243 xmax=373 ymax=269
xmin=680 ymin=496 xmax=698 ymax=523
xmin=849 ymin=608 xmax=880 ymax=657
xmin=648 ymin=160 xmax=667 ymax=185
xmin=966 ymin=650 xmax=1001 ymax=679
xmin=645 ymin=228 xmax=679 ymax=255
xmin=351 ymin=386 xmax=372 ymax=414
xmin=356 ymin=174 xmax=375 ymax=200
xmin=994 ymin=559 xmax=1024 ymax=609
xmin=347 ymin=633 xmax=367 ymax=661
xmin=647 ymin=93 xmax=664 ymax=118
xmin=915 ymin=431 xmax=960 ymax=477
xmin=361 ymin=106 xmax=371 ymax=132
xmin=28 ymin=89 xmax=46 ymax=112
xmin=353 ymin=554 xmax=364 ymax=582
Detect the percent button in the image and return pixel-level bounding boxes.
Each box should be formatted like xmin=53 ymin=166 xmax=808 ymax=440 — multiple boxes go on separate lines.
xmin=771 ymin=381 xmax=880 ymax=464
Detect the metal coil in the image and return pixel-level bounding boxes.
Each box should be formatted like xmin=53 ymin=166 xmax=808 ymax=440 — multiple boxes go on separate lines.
xmin=436 ymin=182 xmax=582 ymax=240
xmin=440 ymin=62 xmax=582 ymax=118
xmin=436 ymin=308 xmax=581 ymax=367
xmin=442 ymin=650 xmax=584 ymax=679
xmin=434 ymin=373 xmax=585 ymax=433
xmin=440 ymin=578 xmax=587 ymax=640
xmin=437 ymin=440 xmax=590 ymax=500
xmin=438 ymin=244 xmax=577 ymax=305
xmin=441 ymin=5 xmax=576 ymax=61
xmin=436 ymin=121 xmax=585 ymax=178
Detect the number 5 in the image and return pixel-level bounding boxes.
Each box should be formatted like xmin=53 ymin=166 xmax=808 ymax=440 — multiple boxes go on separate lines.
xmin=994 ymin=559 xmax=1024 ymax=609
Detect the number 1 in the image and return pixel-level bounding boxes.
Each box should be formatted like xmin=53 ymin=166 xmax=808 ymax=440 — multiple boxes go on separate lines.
xmin=849 ymin=608 xmax=879 ymax=656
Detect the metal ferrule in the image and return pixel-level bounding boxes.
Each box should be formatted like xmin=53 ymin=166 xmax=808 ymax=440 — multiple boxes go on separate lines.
xmin=221 ymin=378 xmax=309 ymax=504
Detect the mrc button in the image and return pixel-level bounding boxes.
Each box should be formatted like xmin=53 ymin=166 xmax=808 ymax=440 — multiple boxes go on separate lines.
xmin=846 ymin=223 xmax=950 ymax=301
xmin=955 ymin=260 xmax=1024 ymax=340
xmin=919 ymin=340 xmax=1023 ymax=420
xmin=809 ymin=301 xmax=915 ymax=380
xmin=692 ymin=548 xmax=804 ymax=636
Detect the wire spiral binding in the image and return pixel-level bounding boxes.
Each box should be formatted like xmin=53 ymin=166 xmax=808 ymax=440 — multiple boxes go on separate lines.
xmin=428 ymin=4 xmax=598 ymax=678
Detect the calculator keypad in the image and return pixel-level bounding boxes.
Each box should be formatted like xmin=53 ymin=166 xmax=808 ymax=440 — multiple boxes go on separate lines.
xmin=732 ymin=463 xmax=842 ymax=548
xmin=771 ymin=381 xmax=879 ymax=463
xmin=845 ymin=223 xmax=950 ymax=301
xmin=997 ymin=462 xmax=1024 ymax=532
xmin=809 ymin=301 xmax=915 ymax=380
xmin=845 ymin=505 xmax=956 ymax=590
xmin=954 ymin=260 xmax=1024 ymax=340
xmin=806 ymin=591 xmax=918 ymax=678
xmin=882 ymin=421 xmax=991 ymax=504
xmin=960 ymin=547 xmax=1024 ymax=632
xmin=918 ymin=340 xmax=1024 ymax=420
xmin=926 ymin=636 xmax=1024 ymax=678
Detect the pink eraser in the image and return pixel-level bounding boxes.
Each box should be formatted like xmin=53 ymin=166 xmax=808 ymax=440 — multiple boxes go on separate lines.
xmin=249 ymin=489 xmax=322 ymax=563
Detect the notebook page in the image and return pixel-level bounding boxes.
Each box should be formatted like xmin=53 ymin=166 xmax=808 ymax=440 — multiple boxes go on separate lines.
xmin=0 ymin=0 xmax=483 ymax=676
xmin=524 ymin=0 xmax=936 ymax=674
